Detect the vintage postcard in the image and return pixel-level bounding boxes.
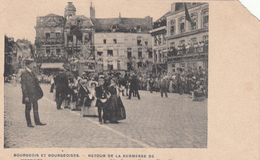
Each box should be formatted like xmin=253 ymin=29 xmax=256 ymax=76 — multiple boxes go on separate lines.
xmin=0 ymin=0 xmax=259 ymax=160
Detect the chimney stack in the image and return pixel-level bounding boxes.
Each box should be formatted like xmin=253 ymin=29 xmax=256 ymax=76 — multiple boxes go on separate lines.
xmin=171 ymin=3 xmax=176 ymax=12
xmin=90 ymin=2 xmax=95 ymax=19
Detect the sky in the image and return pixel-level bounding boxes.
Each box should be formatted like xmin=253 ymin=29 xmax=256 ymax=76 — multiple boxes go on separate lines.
xmin=1 ymin=0 xmax=259 ymax=43
xmin=1 ymin=0 xmax=175 ymax=43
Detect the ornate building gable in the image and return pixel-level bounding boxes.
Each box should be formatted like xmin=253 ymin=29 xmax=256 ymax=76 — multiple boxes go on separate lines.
xmin=37 ymin=14 xmax=65 ymax=28
xmin=65 ymin=15 xmax=93 ymax=29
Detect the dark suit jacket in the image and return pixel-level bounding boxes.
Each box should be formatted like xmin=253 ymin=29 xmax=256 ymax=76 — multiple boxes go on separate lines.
xmin=21 ymin=70 xmax=43 ymax=104
xmin=130 ymin=76 xmax=139 ymax=90
xmin=54 ymin=73 xmax=69 ymax=96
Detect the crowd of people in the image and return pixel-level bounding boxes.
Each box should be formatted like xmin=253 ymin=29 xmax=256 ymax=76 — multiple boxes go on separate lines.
xmin=49 ymin=68 xmax=207 ymax=125
xmin=50 ymin=69 xmax=128 ymax=124
xmin=133 ymin=68 xmax=208 ymax=100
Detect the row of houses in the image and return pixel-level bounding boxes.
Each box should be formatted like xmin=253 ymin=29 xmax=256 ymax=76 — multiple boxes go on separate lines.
xmin=4 ymin=36 xmax=35 ymax=77
xmin=34 ymin=2 xmax=208 ymax=76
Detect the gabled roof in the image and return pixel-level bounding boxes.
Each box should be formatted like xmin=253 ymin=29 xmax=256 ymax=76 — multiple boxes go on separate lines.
xmin=93 ymin=17 xmax=152 ymax=33
xmin=43 ymin=13 xmax=63 ymax=18
xmin=65 ymin=15 xmax=93 ymax=27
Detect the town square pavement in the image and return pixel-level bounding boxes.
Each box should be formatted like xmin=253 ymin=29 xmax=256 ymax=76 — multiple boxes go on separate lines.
xmin=4 ymin=83 xmax=207 ymax=148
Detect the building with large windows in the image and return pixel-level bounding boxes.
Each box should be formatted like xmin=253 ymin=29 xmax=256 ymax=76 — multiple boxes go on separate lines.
xmin=92 ymin=10 xmax=153 ymax=72
xmin=34 ymin=2 xmax=153 ymax=75
xmin=166 ymin=3 xmax=208 ymax=74
xmin=150 ymin=11 xmax=171 ymax=74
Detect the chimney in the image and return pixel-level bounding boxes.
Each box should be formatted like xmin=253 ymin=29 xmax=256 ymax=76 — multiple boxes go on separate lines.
xmin=119 ymin=12 xmax=122 ymax=23
xmin=171 ymin=3 xmax=176 ymax=12
xmin=90 ymin=2 xmax=95 ymax=19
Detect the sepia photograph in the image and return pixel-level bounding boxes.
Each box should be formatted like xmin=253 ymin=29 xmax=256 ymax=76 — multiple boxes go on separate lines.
xmin=3 ymin=1 xmax=209 ymax=149
xmin=4 ymin=1 xmax=209 ymax=149
xmin=1 ymin=0 xmax=260 ymax=159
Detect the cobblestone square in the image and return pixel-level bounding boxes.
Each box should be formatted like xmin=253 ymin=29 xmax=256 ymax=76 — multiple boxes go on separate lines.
xmin=4 ymin=83 xmax=207 ymax=148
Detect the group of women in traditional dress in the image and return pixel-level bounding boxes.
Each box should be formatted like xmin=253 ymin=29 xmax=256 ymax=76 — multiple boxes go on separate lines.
xmin=50 ymin=72 xmax=126 ymax=124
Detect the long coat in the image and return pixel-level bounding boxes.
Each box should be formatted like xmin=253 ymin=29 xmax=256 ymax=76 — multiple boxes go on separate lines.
xmin=54 ymin=73 xmax=69 ymax=99
xmin=21 ymin=70 xmax=43 ymax=104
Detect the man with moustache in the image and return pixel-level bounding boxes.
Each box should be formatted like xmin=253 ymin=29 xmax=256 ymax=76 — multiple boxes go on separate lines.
xmin=20 ymin=58 xmax=46 ymax=127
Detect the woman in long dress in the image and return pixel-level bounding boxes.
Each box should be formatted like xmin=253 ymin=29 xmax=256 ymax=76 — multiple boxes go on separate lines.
xmin=84 ymin=80 xmax=98 ymax=117
xmin=107 ymin=78 xmax=119 ymax=123
xmin=107 ymin=78 xmax=126 ymax=123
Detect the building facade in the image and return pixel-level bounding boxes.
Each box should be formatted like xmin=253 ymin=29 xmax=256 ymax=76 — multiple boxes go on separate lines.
xmin=166 ymin=3 xmax=209 ymax=74
xmin=92 ymin=7 xmax=153 ymax=72
xmin=35 ymin=13 xmax=66 ymax=63
xmin=34 ymin=2 xmax=153 ymax=75
xmin=151 ymin=11 xmax=172 ymax=74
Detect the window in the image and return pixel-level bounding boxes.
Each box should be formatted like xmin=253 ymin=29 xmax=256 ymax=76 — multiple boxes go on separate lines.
xmin=148 ymin=50 xmax=153 ymax=59
xmin=97 ymin=52 xmax=103 ymax=56
xmin=180 ymin=40 xmax=185 ymax=45
xmin=158 ymin=35 xmax=161 ymax=45
xmin=138 ymin=62 xmax=142 ymax=68
xmin=56 ymin=32 xmax=61 ymax=38
xmin=172 ymin=64 xmax=175 ymax=68
xmin=127 ymin=48 xmax=132 ymax=58
xmin=103 ymin=39 xmax=106 ymax=44
xmin=112 ymin=25 xmax=117 ymax=32
xmin=107 ymin=50 xmax=113 ymax=56
xmin=163 ymin=34 xmax=166 ymax=44
xmin=113 ymin=39 xmax=117 ymax=44
xmin=127 ymin=62 xmax=132 ymax=70
xmin=107 ymin=60 xmax=113 ymax=70
xmin=154 ymin=37 xmax=157 ymax=46
xmin=46 ymin=47 xmax=50 ymax=55
xmin=138 ymin=48 xmax=142 ymax=59
xmin=45 ymin=33 xmax=50 ymax=39
xmin=117 ymin=60 xmax=121 ymax=70
xmin=190 ymin=13 xmax=198 ymax=30
xmin=203 ymin=35 xmax=208 ymax=42
xmin=137 ymin=39 xmax=142 ymax=46
xmin=202 ymin=10 xmax=209 ymax=28
xmin=154 ymin=51 xmax=157 ymax=61
xmin=182 ymin=63 xmax=185 ymax=67
xmin=190 ymin=38 xmax=197 ymax=45
xmin=56 ymin=48 xmax=60 ymax=55
xmin=178 ymin=17 xmax=185 ymax=33
xmin=77 ymin=19 xmax=81 ymax=25
xmin=169 ymin=20 xmax=175 ymax=35
xmin=136 ymin=26 xmax=141 ymax=32
xmin=145 ymin=41 xmax=148 ymax=46
xmin=158 ymin=50 xmax=162 ymax=62
xmin=180 ymin=23 xmax=185 ymax=33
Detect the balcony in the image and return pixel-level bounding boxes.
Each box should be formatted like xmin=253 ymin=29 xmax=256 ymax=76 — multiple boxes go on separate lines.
xmin=166 ymin=28 xmax=208 ymax=40
xmin=167 ymin=44 xmax=208 ymax=61
xmin=34 ymin=55 xmax=67 ymax=63
xmin=36 ymin=38 xmax=64 ymax=45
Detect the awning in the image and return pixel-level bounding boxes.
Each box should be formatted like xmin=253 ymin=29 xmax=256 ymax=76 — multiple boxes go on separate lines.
xmin=40 ymin=63 xmax=64 ymax=69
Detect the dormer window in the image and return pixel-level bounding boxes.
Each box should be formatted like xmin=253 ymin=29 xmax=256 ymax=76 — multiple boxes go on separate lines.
xmin=112 ymin=25 xmax=117 ymax=32
xmin=136 ymin=26 xmax=141 ymax=32
xmin=137 ymin=36 xmax=142 ymax=46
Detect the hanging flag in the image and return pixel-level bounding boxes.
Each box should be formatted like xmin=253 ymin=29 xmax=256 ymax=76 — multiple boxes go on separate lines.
xmin=184 ymin=3 xmax=192 ymax=23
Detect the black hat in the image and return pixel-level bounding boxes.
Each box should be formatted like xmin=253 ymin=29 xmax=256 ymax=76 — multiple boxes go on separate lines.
xmin=24 ymin=57 xmax=35 ymax=65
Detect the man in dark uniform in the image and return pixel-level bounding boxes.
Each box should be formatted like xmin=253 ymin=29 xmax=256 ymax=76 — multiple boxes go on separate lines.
xmin=55 ymin=69 xmax=69 ymax=110
xmin=128 ymin=74 xmax=140 ymax=100
xmin=95 ymin=75 xmax=110 ymax=124
xmin=20 ymin=58 xmax=46 ymax=127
